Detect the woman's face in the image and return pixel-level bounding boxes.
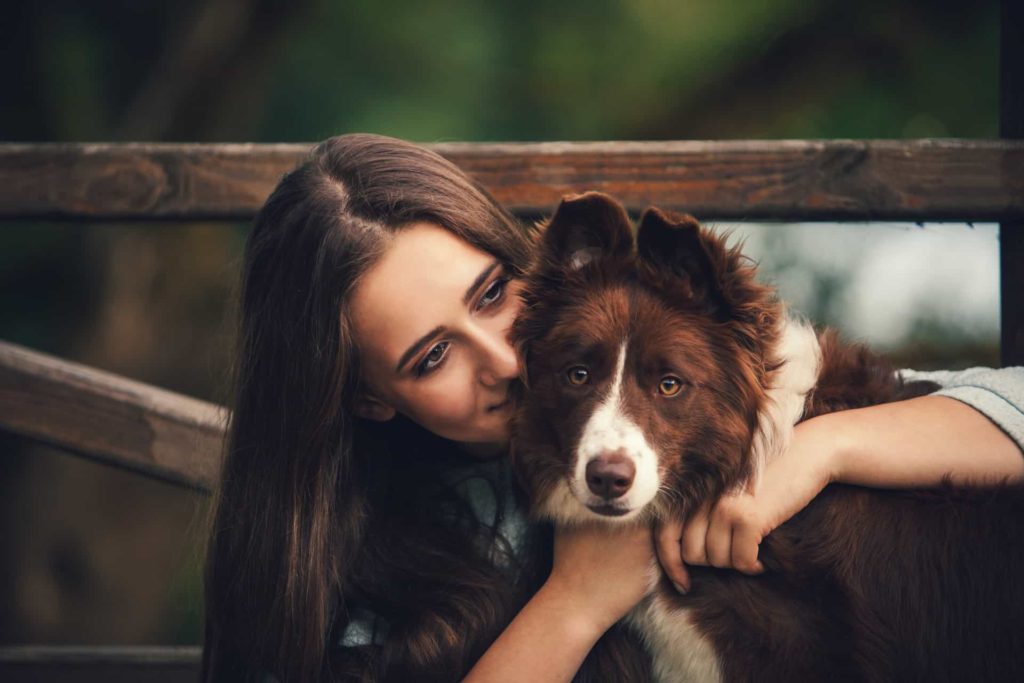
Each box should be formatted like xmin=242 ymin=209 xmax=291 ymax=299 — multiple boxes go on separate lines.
xmin=351 ymin=222 xmax=523 ymax=448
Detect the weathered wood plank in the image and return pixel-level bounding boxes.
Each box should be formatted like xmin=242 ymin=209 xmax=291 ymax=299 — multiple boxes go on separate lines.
xmin=0 ymin=646 xmax=200 ymax=683
xmin=0 ymin=341 xmax=224 ymax=490
xmin=1 ymin=140 xmax=1022 ymax=221
xmin=1001 ymin=0 xmax=1024 ymax=367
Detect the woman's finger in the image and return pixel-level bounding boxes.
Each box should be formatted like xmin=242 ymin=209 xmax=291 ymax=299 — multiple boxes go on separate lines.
xmin=730 ymin=510 xmax=765 ymax=575
xmin=680 ymin=503 xmax=711 ymax=567
xmin=655 ymin=518 xmax=690 ymax=593
xmin=704 ymin=502 xmax=734 ymax=568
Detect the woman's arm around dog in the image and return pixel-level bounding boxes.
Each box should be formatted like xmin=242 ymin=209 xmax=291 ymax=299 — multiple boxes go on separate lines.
xmin=658 ymin=366 xmax=1024 ymax=589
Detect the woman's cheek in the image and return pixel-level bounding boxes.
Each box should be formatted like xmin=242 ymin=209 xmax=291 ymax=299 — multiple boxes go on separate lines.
xmin=408 ymin=365 xmax=478 ymax=435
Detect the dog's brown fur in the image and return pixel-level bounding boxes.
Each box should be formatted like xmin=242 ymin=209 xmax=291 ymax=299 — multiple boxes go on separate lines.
xmin=511 ymin=192 xmax=1024 ymax=681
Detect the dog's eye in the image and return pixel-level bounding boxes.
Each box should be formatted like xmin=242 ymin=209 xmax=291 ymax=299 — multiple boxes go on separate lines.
xmin=658 ymin=376 xmax=683 ymax=397
xmin=566 ymin=366 xmax=590 ymax=385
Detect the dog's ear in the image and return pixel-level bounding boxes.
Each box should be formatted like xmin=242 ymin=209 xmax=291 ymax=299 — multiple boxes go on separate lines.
xmin=539 ymin=192 xmax=633 ymax=271
xmin=512 ymin=193 xmax=632 ymax=374
xmin=637 ymin=207 xmax=726 ymax=313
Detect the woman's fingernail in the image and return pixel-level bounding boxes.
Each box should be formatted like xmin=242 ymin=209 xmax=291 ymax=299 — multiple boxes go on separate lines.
xmin=672 ymin=581 xmax=688 ymax=595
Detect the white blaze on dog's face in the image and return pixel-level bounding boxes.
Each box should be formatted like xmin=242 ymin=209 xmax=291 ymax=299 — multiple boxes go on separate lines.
xmin=510 ymin=192 xmax=773 ymax=527
xmin=569 ymin=341 xmax=660 ymax=521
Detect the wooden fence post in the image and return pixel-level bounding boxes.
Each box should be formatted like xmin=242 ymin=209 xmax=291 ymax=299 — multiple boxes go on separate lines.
xmin=1001 ymin=0 xmax=1023 ymax=367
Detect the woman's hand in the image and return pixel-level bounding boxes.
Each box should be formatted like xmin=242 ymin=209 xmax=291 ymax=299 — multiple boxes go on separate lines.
xmin=465 ymin=522 xmax=654 ymax=682
xmin=655 ymin=416 xmax=837 ymax=592
xmin=656 ymin=395 xmax=1024 ymax=592
xmin=546 ymin=522 xmax=656 ymax=633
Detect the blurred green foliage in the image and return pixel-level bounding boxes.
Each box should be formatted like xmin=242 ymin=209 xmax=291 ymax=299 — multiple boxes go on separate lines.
xmin=2 ymin=0 xmax=998 ymax=143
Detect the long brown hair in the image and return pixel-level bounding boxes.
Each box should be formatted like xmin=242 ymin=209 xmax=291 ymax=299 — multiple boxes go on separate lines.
xmin=202 ymin=134 xmax=539 ymax=681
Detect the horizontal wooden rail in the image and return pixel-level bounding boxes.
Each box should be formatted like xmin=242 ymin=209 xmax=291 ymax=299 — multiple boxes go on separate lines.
xmin=1 ymin=139 xmax=1022 ymax=222
xmin=0 ymin=341 xmax=224 ymax=490
xmin=0 ymin=646 xmax=200 ymax=683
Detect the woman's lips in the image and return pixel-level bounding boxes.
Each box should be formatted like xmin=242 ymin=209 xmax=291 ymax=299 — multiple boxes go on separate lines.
xmin=487 ymin=382 xmax=521 ymax=412
xmin=487 ymin=396 xmax=512 ymax=412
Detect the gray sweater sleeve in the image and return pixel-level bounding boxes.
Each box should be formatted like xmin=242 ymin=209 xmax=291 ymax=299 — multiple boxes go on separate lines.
xmin=899 ymin=366 xmax=1024 ymax=451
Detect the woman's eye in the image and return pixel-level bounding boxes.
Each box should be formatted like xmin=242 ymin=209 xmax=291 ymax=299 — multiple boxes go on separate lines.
xmin=478 ymin=277 xmax=508 ymax=308
xmin=416 ymin=341 xmax=450 ymax=376
xmin=566 ymin=366 xmax=590 ymax=385
xmin=657 ymin=376 xmax=684 ymax=397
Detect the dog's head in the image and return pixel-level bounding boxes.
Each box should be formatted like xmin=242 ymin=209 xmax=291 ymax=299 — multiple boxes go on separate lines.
xmin=510 ymin=192 xmax=783 ymax=525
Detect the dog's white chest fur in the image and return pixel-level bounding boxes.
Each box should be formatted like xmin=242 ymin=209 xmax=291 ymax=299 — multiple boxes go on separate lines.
xmin=626 ymin=583 xmax=723 ymax=683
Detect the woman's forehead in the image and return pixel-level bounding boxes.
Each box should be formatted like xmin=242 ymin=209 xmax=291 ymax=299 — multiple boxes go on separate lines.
xmin=350 ymin=222 xmax=495 ymax=368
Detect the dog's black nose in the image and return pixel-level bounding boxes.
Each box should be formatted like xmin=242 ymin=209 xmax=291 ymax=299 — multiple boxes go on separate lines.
xmin=586 ymin=453 xmax=635 ymax=499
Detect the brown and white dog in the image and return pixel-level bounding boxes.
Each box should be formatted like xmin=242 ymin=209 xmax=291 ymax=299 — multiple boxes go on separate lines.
xmin=510 ymin=192 xmax=1024 ymax=682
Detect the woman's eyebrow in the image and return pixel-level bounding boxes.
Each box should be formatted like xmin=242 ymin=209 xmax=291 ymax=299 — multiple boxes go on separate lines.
xmin=394 ymin=260 xmax=501 ymax=374
xmin=395 ymin=325 xmax=444 ymax=374
xmin=462 ymin=260 xmax=501 ymax=305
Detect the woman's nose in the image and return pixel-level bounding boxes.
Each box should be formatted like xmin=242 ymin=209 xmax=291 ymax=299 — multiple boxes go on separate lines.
xmin=477 ymin=328 xmax=520 ymax=386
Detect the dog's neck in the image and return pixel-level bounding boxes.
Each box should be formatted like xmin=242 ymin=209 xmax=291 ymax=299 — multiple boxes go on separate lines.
xmin=746 ymin=314 xmax=822 ymax=490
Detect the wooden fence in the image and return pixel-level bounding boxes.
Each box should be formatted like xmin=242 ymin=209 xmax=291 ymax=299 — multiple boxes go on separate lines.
xmin=1 ymin=135 xmax=1023 ymax=680
xmin=3 ymin=139 xmax=1023 ymax=222
xmin=3 ymin=138 xmax=1023 ymax=492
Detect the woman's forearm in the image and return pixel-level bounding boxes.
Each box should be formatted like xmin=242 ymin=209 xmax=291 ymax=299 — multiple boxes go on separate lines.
xmin=462 ymin=579 xmax=606 ymax=683
xmin=823 ymin=395 xmax=1024 ymax=488
xmin=464 ymin=523 xmax=653 ymax=682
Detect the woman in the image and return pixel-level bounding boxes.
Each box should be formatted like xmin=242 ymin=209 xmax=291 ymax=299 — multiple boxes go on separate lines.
xmin=202 ymin=133 xmax=1024 ymax=682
